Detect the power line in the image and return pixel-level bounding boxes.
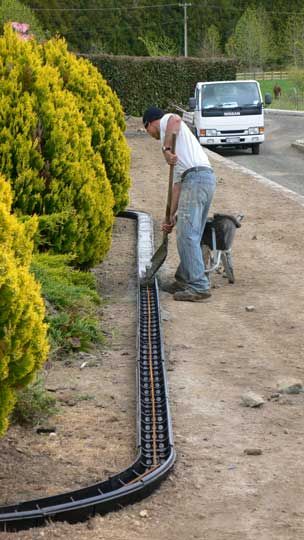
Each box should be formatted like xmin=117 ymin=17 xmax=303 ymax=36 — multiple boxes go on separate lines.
xmin=16 ymin=4 xmax=301 ymax=15
xmin=26 ymin=3 xmax=182 ymax=11
xmin=15 ymin=2 xmax=252 ymax=12
xmin=61 ymin=25 xmax=183 ymax=36
xmin=23 ymin=0 xmax=303 ymax=9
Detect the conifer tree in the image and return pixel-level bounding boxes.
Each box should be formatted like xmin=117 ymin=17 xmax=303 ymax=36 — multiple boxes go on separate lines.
xmin=0 ymin=24 xmax=131 ymax=267
xmin=44 ymin=37 xmax=131 ymax=214
xmin=0 ymin=174 xmax=49 ymax=436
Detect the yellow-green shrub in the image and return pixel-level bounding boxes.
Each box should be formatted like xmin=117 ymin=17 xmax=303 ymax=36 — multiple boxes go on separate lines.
xmin=0 ymin=24 xmax=115 ymax=267
xmin=44 ymin=38 xmax=131 ymax=214
xmin=0 ymin=174 xmax=49 ymax=436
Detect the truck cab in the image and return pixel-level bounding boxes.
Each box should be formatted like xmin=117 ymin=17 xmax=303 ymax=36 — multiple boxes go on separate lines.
xmin=186 ymin=80 xmax=272 ymax=154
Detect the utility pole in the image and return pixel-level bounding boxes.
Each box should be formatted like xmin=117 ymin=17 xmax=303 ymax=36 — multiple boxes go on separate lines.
xmin=179 ymin=3 xmax=192 ymax=57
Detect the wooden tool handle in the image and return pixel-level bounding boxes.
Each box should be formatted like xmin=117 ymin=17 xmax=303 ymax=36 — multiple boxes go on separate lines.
xmin=164 ymin=133 xmax=177 ymax=225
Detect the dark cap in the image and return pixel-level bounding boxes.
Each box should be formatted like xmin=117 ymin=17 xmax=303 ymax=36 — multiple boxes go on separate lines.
xmin=143 ymin=106 xmax=164 ymax=128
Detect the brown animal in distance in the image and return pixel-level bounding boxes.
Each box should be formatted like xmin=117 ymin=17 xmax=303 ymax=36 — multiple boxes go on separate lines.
xmin=273 ymin=84 xmax=282 ymax=99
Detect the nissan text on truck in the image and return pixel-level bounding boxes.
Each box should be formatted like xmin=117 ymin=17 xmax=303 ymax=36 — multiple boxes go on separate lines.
xmin=184 ymin=80 xmax=272 ymax=155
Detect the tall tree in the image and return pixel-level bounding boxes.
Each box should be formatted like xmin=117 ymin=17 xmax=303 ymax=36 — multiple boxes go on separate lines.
xmin=21 ymin=0 xmax=303 ymax=67
xmin=138 ymin=33 xmax=178 ymax=56
xmin=225 ymin=6 xmax=274 ymax=70
xmin=21 ymin=0 xmax=243 ymax=56
xmin=284 ymin=10 xmax=304 ymax=67
xmin=199 ymin=24 xmax=222 ymax=58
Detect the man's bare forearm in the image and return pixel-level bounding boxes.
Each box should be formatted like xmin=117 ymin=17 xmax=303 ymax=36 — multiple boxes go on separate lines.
xmin=170 ymin=182 xmax=182 ymax=219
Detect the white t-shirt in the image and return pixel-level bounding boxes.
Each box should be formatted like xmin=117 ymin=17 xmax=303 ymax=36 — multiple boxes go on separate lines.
xmin=160 ymin=113 xmax=211 ymax=183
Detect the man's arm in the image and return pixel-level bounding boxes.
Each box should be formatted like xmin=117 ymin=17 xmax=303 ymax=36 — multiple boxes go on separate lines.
xmin=161 ymin=115 xmax=182 ymax=232
xmin=162 ymin=114 xmax=181 ymax=166
xmin=170 ymin=182 xmax=182 ymax=218
xmin=162 ymin=182 xmax=182 ymax=233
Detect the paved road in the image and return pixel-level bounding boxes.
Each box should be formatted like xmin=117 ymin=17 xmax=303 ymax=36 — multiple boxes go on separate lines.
xmin=215 ymin=113 xmax=304 ymax=195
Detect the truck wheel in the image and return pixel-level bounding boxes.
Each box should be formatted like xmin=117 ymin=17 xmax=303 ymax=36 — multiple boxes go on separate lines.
xmin=252 ymin=143 xmax=260 ymax=155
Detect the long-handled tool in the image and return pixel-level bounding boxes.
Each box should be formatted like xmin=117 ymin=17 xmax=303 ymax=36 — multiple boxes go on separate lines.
xmin=141 ymin=134 xmax=176 ymax=286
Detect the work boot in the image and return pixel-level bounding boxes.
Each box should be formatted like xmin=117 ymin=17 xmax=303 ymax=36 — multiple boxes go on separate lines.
xmin=173 ymin=289 xmax=211 ymax=302
xmin=159 ymin=279 xmax=185 ymax=294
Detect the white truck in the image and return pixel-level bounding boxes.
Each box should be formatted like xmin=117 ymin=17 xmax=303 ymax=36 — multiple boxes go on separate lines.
xmin=184 ymin=80 xmax=272 ymax=154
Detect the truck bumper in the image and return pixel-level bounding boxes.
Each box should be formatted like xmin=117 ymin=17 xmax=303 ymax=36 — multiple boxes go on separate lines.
xmin=199 ymin=134 xmax=264 ymax=147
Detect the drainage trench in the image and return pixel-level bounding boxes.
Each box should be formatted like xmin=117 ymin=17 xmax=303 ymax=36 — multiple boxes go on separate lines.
xmin=0 ymin=210 xmax=175 ymax=532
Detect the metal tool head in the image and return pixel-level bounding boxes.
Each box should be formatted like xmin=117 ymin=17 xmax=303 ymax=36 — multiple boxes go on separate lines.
xmin=140 ymin=272 xmax=155 ymax=288
xmin=140 ymin=235 xmax=168 ymax=287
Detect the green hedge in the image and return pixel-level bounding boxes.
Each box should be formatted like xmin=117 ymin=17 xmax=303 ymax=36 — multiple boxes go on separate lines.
xmin=87 ymin=55 xmax=237 ymax=116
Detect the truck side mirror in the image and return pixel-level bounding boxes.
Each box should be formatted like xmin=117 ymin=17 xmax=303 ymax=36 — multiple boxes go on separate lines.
xmin=189 ymin=97 xmax=196 ymax=110
xmin=264 ymin=93 xmax=272 ymax=106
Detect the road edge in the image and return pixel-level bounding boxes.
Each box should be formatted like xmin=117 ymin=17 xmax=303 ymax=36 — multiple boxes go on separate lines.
xmin=206 ymin=148 xmax=304 ymax=209
xmin=265 ymin=108 xmax=304 ymax=153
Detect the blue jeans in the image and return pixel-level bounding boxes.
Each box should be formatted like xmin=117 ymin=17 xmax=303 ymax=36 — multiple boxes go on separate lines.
xmin=175 ymin=168 xmax=216 ymax=293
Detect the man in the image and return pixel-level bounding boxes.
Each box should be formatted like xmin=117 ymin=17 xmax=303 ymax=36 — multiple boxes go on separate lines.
xmin=143 ymin=106 xmax=216 ymax=302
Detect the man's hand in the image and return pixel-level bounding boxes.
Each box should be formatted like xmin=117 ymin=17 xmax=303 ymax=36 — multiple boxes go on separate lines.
xmin=163 ymin=150 xmax=177 ymax=166
xmin=161 ymin=214 xmax=177 ymax=234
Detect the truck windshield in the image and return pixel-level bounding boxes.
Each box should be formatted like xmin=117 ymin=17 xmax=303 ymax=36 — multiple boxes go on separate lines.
xmin=201 ymin=82 xmax=261 ymax=110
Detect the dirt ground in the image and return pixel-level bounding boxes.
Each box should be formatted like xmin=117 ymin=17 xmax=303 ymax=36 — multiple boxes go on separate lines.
xmin=1 ymin=117 xmax=304 ymax=540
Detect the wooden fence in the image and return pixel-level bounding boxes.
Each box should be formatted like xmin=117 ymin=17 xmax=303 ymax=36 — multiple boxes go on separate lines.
xmin=237 ymin=71 xmax=289 ymax=80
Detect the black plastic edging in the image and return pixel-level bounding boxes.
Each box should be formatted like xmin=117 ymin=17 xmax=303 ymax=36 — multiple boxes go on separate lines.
xmin=0 ymin=210 xmax=175 ymax=532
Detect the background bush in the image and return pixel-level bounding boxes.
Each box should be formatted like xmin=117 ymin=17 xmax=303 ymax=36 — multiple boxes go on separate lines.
xmin=0 ymin=174 xmax=48 ymax=436
xmin=87 ymin=54 xmax=237 ymax=116
xmin=12 ymin=377 xmax=57 ymax=427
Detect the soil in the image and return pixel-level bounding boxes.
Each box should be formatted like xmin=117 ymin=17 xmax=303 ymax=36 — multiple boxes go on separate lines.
xmin=1 ymin=117 xmax=304 ymax=540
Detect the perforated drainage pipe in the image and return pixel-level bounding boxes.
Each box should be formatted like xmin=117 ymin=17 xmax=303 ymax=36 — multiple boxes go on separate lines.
xmin=0 ymin=210 xmax=175 ymax=532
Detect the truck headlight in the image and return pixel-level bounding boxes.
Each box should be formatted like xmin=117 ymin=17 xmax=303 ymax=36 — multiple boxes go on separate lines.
xmin=249 ymin=127 xmax=259 ymax=135
xmin=206 ymin=129 xmax=218 ymax=137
